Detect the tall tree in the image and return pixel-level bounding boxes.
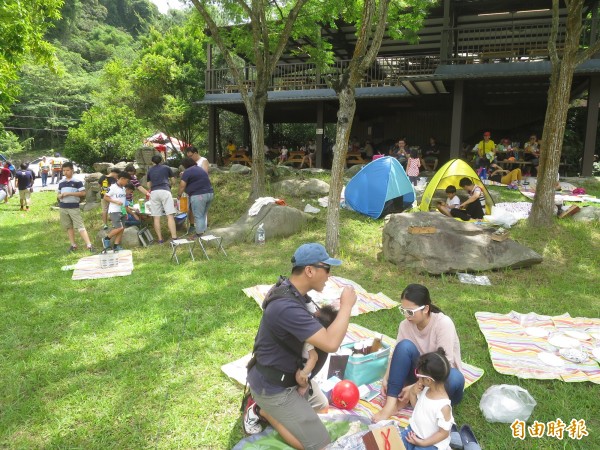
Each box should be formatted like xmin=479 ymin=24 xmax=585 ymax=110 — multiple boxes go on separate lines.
xmin=0 ymin=0 xmax=62 ymax=112
xmin=325 ymin=0 xmax=433 ymax=255
xmin=189 ymin=0 xmax=311 ymax=199
xmin=529 ymin=0 xmax=600 ymax=226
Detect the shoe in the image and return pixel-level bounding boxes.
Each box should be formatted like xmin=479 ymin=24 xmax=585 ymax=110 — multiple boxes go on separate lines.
xmin=113 ymin=245 xmax=124 ymax=251
xmin=188 ymin=225 xmax=196 ymax=234
xmin=103 ymin=224 xmax=109 ymax=230
xmin=459 ymin=425 xmax=481 ymax=450
xmin=157 ymin=239 xmax=165 ymax=244
xmin=87 ymin=245 xmax=95 ymax=253
xmin=68 ymin=245 xmax=78 ymax=253
xmin=450 ymin=424 xmax=463 ymax=449
xmin=102 ymin=237 xmax=111 ymax=250
xmin=242 ymin=396 xmax=264 ymax=436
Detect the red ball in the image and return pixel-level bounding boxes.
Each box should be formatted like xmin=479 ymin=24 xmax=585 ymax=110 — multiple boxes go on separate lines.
xmin=331 ymin=380 xmax=360 ymax=410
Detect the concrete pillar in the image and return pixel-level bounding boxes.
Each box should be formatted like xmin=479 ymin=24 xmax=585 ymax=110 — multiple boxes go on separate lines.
xmin=449 ymin=80 xmax=464 ymax=159
xmin=582 ymin=76 xmax=600 ymax=176
xmin=316 ymin=101 xmax=325 ymax=168
xmin=208 ymin=105 xmax=216 ymax=163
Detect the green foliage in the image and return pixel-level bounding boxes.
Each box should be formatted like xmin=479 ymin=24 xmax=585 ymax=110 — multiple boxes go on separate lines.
xmin=64 ymin=104 xmax=149 ymax=165
xmin=0 ymin=131 xmax=23 ymax=157
xmin=0 ymin=0 xmax=62 ymax=111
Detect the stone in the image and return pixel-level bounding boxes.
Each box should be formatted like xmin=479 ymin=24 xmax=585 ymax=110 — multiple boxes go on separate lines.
xmin=345 ymin=164 xmax=365 ymax=178
xmin=272 ymin=178 xmax=330 ymax=196
xmin=229 ymin=164 xmax=251 ymax=174
xmin=209 ymin=164 xmax=223 ymax=173
xmin=96 ymin=226 xmax=141 ymax=249
xmin=84 ymin=172 xmax=103 ymax=203
xmin=381 ymin=211 xmax=543 ymax=274
xmin=111 ymin=161 xmax=128 ymax=171
xmin=93 ymin=162 xmax=113 ymax=174
xmin=82 ymin=202 xmax=100 ymax=212
xmin=573 ymin=205 xmax=600 ymax=222
xmin=209 ymin=203 xmax=312 ymax=246
xmin=300 ymin=168 xmax=330 ymax=175
xmin=272 ymin=165 xmax=296 ymax=177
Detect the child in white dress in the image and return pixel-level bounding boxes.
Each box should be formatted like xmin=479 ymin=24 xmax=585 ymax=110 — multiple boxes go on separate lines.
xmin=401 ymin=348 xmax=455 ymax=450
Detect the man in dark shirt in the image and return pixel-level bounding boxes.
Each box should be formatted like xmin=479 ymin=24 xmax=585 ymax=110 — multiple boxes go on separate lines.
xmin=14 ymin=163 xmax=35 ymax=210
xmin=58 ymin=162 xmax=94 ymax=252
xmin=244 ymin=243 xmax=357 ymax=449
xmin=146 ymin=155 xmax=177 ymax=243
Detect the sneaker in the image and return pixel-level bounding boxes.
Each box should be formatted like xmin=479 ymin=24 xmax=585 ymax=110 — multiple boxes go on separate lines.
xmin=103 ymin=224 xmax=109 ymax=230
xmin=87 ymin=245 xmax=95 ymax=253
xmin=68 ymin=245 xmax=78 ymax=253
xmin=113 ymin=245 xmax=124 ymax=251
xmin=242 ymin=397 xmax=264 ymax=436
xmin=102 ymin=237 xmax=111 ymax=250
xmin=188 ymin=225 xmax=196 ymax=234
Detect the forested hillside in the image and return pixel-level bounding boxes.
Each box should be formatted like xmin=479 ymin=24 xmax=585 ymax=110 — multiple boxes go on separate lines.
xmin=1 ymin=0 xmax=212 ymax=166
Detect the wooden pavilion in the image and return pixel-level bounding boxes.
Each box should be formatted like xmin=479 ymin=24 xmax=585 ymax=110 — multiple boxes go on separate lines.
xmin=200 ymin=0 xmax=600 ymax=175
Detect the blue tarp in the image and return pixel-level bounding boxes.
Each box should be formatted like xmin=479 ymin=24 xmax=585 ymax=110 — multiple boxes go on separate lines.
xmin=345 ymin=156 xmax=416 ymax=219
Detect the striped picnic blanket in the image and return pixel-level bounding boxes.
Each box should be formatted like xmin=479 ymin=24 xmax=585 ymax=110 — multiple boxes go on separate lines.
xmin=476 ymin=311 xmax=600 ymax=384
xmin=222 ymin=324 xmax=485 ymax=427
xmin=242 ymin=276 xmax=398 ymax=316
xmin=71 ymin=250 xmax=134 ymax=280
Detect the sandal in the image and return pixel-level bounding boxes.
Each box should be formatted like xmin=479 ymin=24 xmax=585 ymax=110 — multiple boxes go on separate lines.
xmin=459 ymin=425 xmax=482 ymax=450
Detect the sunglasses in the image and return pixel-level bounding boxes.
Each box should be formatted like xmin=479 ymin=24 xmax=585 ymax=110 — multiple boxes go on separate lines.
xmin=414 ymin=369 xmax=435 ymax=382
xmin=311 ymin=264 xmax=331 ymax=273
xmin=399 ymin=305 xmax=426 ymax=317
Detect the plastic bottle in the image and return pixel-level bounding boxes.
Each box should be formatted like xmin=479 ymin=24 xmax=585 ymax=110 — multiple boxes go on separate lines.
xmin=352 ymin=342 xmax=365 ymax=355
xmin=256 ymin=223 xmax=265 ymax=245
xmin=121 ymin=203 xmax=127 ymax=215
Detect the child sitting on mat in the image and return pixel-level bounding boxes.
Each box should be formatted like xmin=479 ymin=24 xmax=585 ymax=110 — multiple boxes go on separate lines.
xmin=296 ymin=305 xmax=338 ymax=396
xmin=401 ymin=348 xmax=455 ymax=450
xmin=436 ymin=185 xmax=460 ymax=216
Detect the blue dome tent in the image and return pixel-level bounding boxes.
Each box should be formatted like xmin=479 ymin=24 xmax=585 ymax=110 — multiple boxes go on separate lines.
xmin=345 ymin=156 xmax=416 ymax=219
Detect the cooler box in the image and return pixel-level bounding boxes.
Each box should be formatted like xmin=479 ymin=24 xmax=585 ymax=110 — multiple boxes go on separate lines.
xmin=340 ymin=342 xmax=391 ymax=386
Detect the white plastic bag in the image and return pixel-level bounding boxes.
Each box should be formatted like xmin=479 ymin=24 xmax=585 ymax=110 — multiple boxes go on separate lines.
xmin=484 ymin=205 xmax=518 ymax=228
xmin=479 ymin=384 xmax=536 ymax=423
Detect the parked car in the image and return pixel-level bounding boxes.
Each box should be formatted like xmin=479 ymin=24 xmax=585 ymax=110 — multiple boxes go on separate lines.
xmin=27 ymin=157 xmax=81 ymax=177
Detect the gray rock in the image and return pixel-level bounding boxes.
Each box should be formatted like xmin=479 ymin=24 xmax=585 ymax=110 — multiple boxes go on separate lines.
xmin=111 ymin=161 xmax=128 ymax=171
xmin=84 ymin=172 xmax=103 ymax=203
xmin=209 ymin=203 xmax=312 ymax=246
xmin=229 ymin=164 xmax=251 ymax=174
xmin=381 ymin=211 xmax=543 ymax=274
xmin=96 ymin=226 xmax=141 ymax=249
xmin=209 ymin=164 xmax=223 ymax=173
xmin=573 ymin=206 xmax=600 ymax=222
xmin=93 ymin=162 xmax=113 ymax=174
xmin=272 ymin=178 xmax=330 ymax=197
xmin=272 ymin=165 xmax=296 ymax=177
xmin=135 ymin=147 xmax=159 ymax=166
xmin=82 ymin=202 xmax=100 ymax=212
xmin=300 ymin=168 xmax=330 ymax=175
xmin=345 ymin=164 xmax=365 ymax=178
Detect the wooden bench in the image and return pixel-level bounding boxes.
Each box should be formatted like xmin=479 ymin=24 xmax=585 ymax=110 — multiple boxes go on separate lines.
xmin=283 ymin=151 xmax=305 ymax=167
xmin=229 ymin=151 xmax=252 ymax=167
xmin=346 ymin=152 xmax=368 ymax=166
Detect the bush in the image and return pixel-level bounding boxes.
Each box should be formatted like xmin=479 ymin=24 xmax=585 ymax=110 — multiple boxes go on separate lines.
xmin=64 ymin=105 xmax=150 ymax=166
xmin=0 ymin=131 xmax=23 ymax=157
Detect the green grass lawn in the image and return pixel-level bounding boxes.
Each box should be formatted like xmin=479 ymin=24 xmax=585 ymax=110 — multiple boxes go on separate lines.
xmin=1 ymin=173 xmax=599 ymax=449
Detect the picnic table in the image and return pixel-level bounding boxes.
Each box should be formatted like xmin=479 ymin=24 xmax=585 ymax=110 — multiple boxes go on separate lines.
xmin=229 ymin=151 xmax=252 ymax=167
xmin=346 ymin=152 xmax=368 ymax=166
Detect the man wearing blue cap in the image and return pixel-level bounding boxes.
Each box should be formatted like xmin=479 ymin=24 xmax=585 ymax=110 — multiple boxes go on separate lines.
xmin=244 ymin=243 xmax=357 ymax=449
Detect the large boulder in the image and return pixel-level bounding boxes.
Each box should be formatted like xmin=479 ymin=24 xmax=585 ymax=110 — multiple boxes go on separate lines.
xmin=111 ymin=161 xmax=128 ymax=172
xmin=345 ymin=164 xmax=365 ymax=178
xmin=96 ymin=227 xmax=141 ymax=249
xmin=229 ymin=164 xmax=251 ymax=174
xmin=272 ymin=178 xmax=330 ymax=197
xmin=84 ymin=172 xmax=103 ymax=203
xmin=93 ymin=163 xmax=113 ymax=174
xmin=573 ymin=206 xmax=600 ymax=222
xmin=209 ymin=203 xmax=313 ymax=245
xmin=381 ymin=211 xmax=543 ymax=274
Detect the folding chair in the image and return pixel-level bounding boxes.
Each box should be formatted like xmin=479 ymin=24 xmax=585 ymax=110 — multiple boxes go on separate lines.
xmin=137 ymin=226 xmax=155 ymax=247
xmin=170 ymin=239 xmax=196 ymax=264
xmin=197 ymin=234 xmax=227 ymax=260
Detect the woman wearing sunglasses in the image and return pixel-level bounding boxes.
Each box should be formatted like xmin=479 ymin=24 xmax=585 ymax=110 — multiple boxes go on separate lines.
xmin=372 ymin=284 xmax=464 ymax=423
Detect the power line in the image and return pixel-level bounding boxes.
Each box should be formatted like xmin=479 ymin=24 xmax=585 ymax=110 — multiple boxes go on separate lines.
xmin=3 ymin=126 xmax=69 ymax=132
xmin=8 ymin=114 xmax=81 ymax=121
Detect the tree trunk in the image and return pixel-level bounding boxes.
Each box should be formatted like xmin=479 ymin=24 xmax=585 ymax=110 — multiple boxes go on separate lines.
xmin=529 ymin=60 xmax=575 ymax=226
xmin=245 ymin=92 xmax=267 ymax=200
xmin=325 ymin=85 xmax=356 ymax=255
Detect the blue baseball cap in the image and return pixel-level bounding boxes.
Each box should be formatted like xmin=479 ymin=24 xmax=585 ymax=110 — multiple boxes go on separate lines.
xmin=291 ymin=243 xmax=342 ymax=267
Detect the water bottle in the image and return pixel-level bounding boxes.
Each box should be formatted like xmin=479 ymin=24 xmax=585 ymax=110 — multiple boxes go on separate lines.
xmin=256 ymin=223 xmax=265 ymax=245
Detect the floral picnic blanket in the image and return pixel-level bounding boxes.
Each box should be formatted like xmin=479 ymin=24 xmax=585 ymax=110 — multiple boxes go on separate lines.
xmin=242 ymin=276 xmax=398 ymax=316
xmin=475 ymin=311 xmax=600 ymax=383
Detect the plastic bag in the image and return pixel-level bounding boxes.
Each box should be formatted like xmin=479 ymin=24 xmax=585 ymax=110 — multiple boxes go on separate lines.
xmin=479 ymin=384 xmax=536 ymax=423
xmin=484 ymin=205 xmax=519 ymax=228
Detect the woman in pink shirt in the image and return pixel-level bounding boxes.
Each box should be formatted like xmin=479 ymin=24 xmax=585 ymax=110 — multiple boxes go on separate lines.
xmin=372 ymin=284 xmax=465 ymax=422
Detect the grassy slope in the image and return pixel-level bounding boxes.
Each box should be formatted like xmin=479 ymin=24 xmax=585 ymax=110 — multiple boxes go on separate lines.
xmin=0 ymin=173 xmax=599 ymax=449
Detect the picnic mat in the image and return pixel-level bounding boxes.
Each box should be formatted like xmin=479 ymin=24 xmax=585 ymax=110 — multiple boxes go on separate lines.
xmin=71 ymin=250 xmax=134 ymax=280
xmin=242 ymin=276 xmax=398 ymax=316
xmin=518 ymin=180 xmax=600 ymax=204
xmin=222 ymin=323 xmax=485 ymax=428
xmin=476 ymin=311 xmax=600 ymax=384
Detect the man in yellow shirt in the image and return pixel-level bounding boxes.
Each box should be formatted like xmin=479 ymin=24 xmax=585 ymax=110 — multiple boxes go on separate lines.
xmin=473 ymin=132 xmax=496 ymax=167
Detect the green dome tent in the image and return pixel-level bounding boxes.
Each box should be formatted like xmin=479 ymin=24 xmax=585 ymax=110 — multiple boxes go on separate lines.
xmin=419 ymin=159 xmax=494 ymax=214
